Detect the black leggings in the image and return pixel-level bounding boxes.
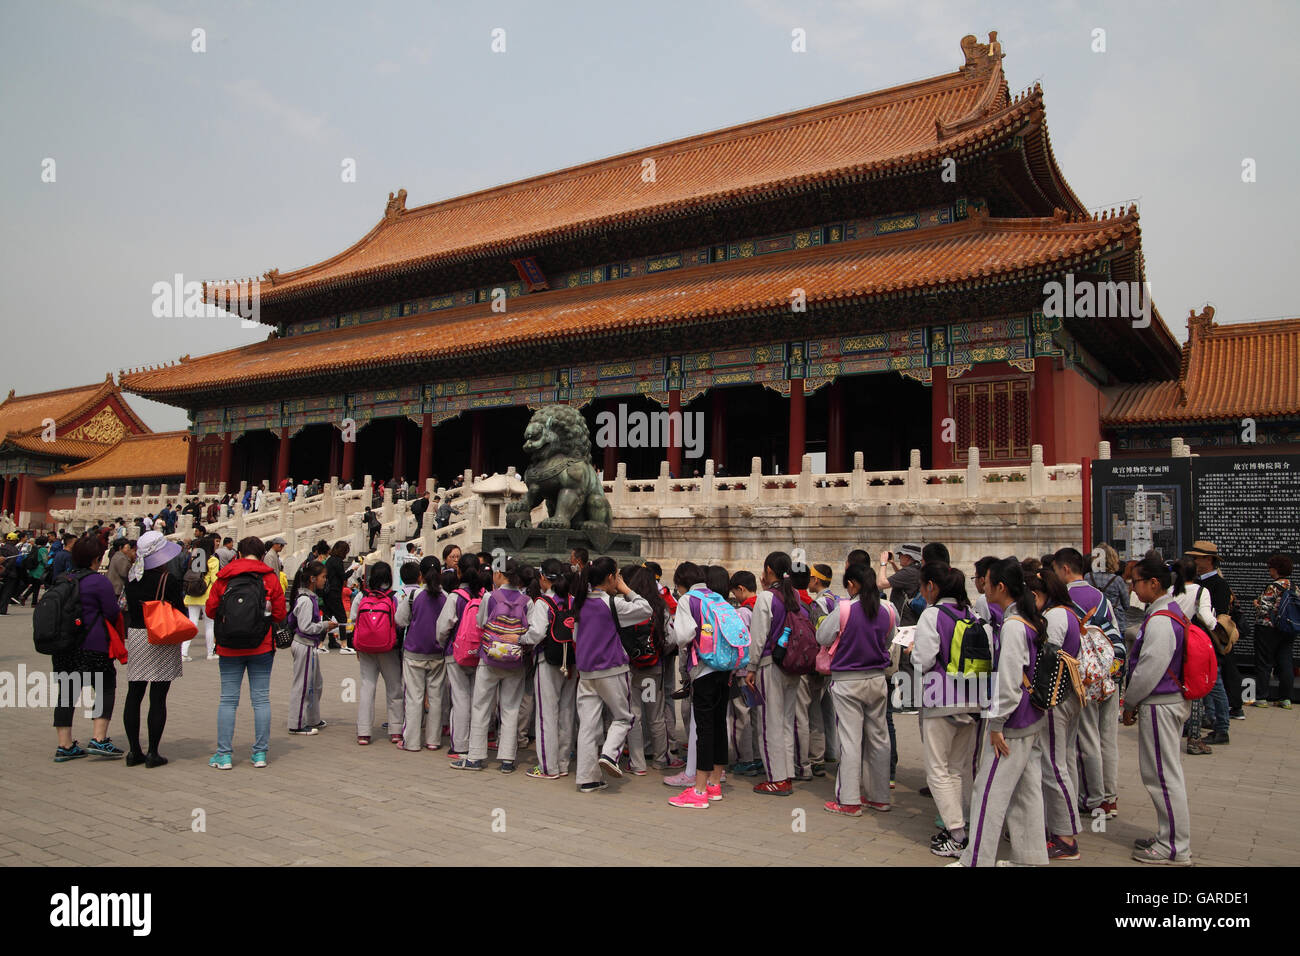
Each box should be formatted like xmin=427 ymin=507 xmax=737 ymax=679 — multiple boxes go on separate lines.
xmin=692 ymin=671 xmax=731 ymax=772
xmin=52 ymin=651 xmax=117 ymax=728
xmin=123 ymin=681 xmax=171 ymax=754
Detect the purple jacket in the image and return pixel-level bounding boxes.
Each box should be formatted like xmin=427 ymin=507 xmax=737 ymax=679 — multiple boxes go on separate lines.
xmin=574 ymin=592 xmax=631 ymax=675
xmin=405 ymin=588 xmax=448 ymax=656
xmin=831 ymin=601 xmax=892 ymax=673
xmin=996 ymin=616 xmax=1042 ymax=733
xmin=76 ymin=572 xmax=122 ymax=655
xmin=1133 ymin=604 xmax=1187 ymax=698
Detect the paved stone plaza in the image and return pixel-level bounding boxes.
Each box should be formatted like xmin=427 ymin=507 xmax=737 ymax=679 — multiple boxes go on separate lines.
xmin=1 ymin=608 xmax=1296 ymax=868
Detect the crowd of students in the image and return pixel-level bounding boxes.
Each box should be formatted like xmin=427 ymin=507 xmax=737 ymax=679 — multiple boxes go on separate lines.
xmin=34 ymin=525 xmax=1297 ymax=867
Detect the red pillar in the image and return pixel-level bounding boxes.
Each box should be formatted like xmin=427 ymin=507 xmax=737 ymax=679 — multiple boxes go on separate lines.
xmin=788 ymin=379 xmax=806 ymax=475
xmin=392 ymin=420 xmax=406 ymax=483
xmin=341 ymin=428 xmax=356 ymax=484
xmin=329 ymin=431 xmax=342 ymax=481
xmin=602 ymin=400 xmax=617 ymax=478
xmin=827 ymin=380 xmax=846 ymax=473
xmin=667 ymin=390 xmax=683 ymax=479
xmin=1034 ymin=357 xmax=1057 ymax=465
xmin=418 ymin=413 xmax=434 ymax=490
xmin=218 ymin=432 xmax=233 ymax=489
xmin=469 ymin=411 xmax=485 ymax=476
xmin=184 ymin=436 xmax=198 ymax=487
xmin=275 ymin=428 xmax=291 ymax=487
xmin=710 ymin=390 xmax=727 ymax=471
xmin=1 ymin=475 xmax=10 ymax=514
xmin=13 ymin=476 xmax=24 ymax=522
xmin=1081 ymin=457 xmax=1093 ymax=554
xmin=930 ymin=365 xmax=950 ymax=469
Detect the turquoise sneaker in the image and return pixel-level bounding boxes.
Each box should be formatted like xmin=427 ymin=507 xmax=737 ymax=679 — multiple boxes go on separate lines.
xmin=1279 ymin=700 xmax=1293 ymax=710
xmin=251 ymin=752 xmax=268 ymax=768
xmin=209 ymin=753 xmax=233 ymax=770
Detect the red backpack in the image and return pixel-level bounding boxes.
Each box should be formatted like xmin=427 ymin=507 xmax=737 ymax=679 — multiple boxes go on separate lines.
xmin=1151 ymin=608 xmax=1217 ymax=700
xmin=353 ymin=589 xmax=397 ymax=653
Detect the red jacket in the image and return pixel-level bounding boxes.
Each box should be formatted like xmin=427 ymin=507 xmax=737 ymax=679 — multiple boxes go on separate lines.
xmin=205 ymin=557 xmax=286 ymax=657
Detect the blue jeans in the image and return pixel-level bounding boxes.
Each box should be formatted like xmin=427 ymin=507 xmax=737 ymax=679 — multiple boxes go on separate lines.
xmin=217 ymin=651 xmax=274 ymax=756
xmin=1203 ymin=673 xmax=1230 ymax=734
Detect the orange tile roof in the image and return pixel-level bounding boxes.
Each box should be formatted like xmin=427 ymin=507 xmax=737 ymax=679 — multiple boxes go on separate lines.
xmin=5 ymin=435 xmax=117 ymax=459
xmin=1104 ymin=308 xmax=1300 ymax=425
xmin=38 ymin=431 xmax=189 ymax=486
xmin=214 ymin=35 xmax=1074 ymax=306
xmin=0 ymin=377 xmax=114 ymax=442
xmin=129 ymin=210 xmax=1152 ymax=400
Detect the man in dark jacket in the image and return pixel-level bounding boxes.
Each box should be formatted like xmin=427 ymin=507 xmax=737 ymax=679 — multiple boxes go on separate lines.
xmin=48 ymin=534 xmax=77 ymax=579
xmin=410 ymin=491 xmax=430 ymax=536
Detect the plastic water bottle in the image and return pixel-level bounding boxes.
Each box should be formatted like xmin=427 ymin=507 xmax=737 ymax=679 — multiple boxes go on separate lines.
xmin=777 ymin=625 xmax=791 ymax=648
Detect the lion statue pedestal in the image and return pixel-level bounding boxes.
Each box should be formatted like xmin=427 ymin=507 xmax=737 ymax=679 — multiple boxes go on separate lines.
xmin=481 ymin=404 xmax=640 ymax=565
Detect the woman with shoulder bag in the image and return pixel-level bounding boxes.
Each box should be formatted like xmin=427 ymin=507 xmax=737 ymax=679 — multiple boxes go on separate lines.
xmin=123 ymin=531 xmax=187 ymax=767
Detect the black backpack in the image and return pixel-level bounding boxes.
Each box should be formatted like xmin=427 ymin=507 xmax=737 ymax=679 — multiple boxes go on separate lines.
xmin=33 ymin=569 xmax=93 ymax=655
xmin=214 ymin=571 xmax=269 ymax=649
xmin=611 ymin=597 xmax=659 ymax=668
xmin=540 ymin=594 xmax=576 ymax=671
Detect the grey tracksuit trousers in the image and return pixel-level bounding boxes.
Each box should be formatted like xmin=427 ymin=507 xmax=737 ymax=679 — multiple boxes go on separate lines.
xmin=795 ymin=672 xmax=833 ymax=772
xmin=402 ymin=653 xmax=446 ymax=750
xmin=626 ymin=665 xmax=667 ymax=769
xmin=1041 ymin=694 xmax=1082 ymax=836
xmin=1076 ymin=691 xmax=1120 ymax=808
xmin=756 ymin=662 xmax=800 ymax=782
xmin=534 ymin=659 xmax=577 ymax=776
xmin=444 ymin=657 xmax=475 ymax=753
xmin=961 ymin=724 xmax=1050 ymax=867
xmin=829 ymin=674 xmax=891 ymax=806
xmin=469 ymin=664 xmax=526 ymax=762
xmin=1137 ymin=699 xmax=1192 ymax=862
xmin=288 ymin=640 xmax=323 ymax=731
xmin=357 ymin=650 xmax=403 ymax=739
xmin=728 ymin=691 xmax=758 ymax=763
xmin=920 ymin=712 xmax=980 ymax=831
xmin=576 ymin=671 xmax=635 ymax=785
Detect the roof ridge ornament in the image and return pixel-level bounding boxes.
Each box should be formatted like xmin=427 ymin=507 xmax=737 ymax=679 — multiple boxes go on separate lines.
xmin=939 ymin=32 xmax=1007 ymax=140
xmin=384 ymin=188 xmax=408 ymax=221
xmin=960 ymin=31 xmax=1003 ymax=74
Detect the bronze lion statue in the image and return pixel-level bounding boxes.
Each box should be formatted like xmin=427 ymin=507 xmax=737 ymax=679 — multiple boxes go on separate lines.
xmin=506 ymin=405 xmax=612 ymax=531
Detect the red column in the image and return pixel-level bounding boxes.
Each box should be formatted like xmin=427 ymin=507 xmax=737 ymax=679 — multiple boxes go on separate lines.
xmin=1081 ymin=457 xmax=1093 ymax=554
xmin=469 ymin=411 xmax=485 ymax=476
xmin=329 ymin=431 xmax=342 ymax=481
xmin=787 ymin=379 xmax=806 ymax=475
xmin=827 ymin=380 xmax=845 ymax=473
xmin=274 ymin=428 xmax=291 ymax=487
xmin=1 ymin=475 xmax=10 ymax=514
xmin=710 ymin=390 xmax=727 ymax=471
xmin=602 ymin=400 xmax=617 ymax=478
xmin=418 ymin=413 xmax=434 ymax=490
xmin=1034 ymin=358 xmax=1057 ymax=465
xmin=13 ymin=476 xmax=24 ymax=522
xmin=667 ymin=390 xmax=682 ymax=478
xmin=184 ymin=436 xmax=198 ymax=487
xmin=930 ymin=365 xmax=950 ymax=469
xmin=392 ymin=420 xmax=406 ymax=483
xmin=218 ymin=432 xmax=233 ymax=489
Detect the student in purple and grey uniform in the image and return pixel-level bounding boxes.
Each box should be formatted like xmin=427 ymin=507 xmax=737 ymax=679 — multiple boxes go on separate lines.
xmin=525 ymin=559 xmax=578 ymax=779
xmin=286 ymin=560 xmax=337 ymax=735
xmin=571 ymin=557 xmax=652 ymax=793
xmin=955 ymin=558 xmax=1050 ymax=868
xmin=816 ymin=562 xmax=894 ymax=817
xmin=1029 ymin=568 xmax=1084 ymax=861
xmin=1124 ymin=556 xmax=1193 ymax=865
xmin=744 ymin=551 xmax=807 ymax=796
xmin=395 ymin=556 xmax=448 ymax=752
xmin=435 ymin=553 xmax=484 ymax=760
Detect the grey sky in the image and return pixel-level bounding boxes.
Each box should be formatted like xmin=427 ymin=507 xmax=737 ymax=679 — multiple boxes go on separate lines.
xmin=2 ymin=0 xmax=1296 ymax=431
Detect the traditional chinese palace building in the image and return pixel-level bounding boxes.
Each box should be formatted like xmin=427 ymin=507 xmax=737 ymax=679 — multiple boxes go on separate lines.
xmin=121 ymin=33 xmax=1187 ymax=492
xmin=0 ymin=376 xmax=161 ymax=526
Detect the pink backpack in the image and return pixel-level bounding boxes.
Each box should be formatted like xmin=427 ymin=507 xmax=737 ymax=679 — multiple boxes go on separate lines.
xmin=451 ymin=588 xmax=483 ymax=667
xmin=353 ymin=589 xmax=396 ymax=653
xmin=815 ymin=601 xmax=852 ymax=676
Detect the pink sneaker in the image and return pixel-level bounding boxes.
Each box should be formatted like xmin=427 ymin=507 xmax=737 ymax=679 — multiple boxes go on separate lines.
xmin=706 ymin=783 xmax=723 ymax=802
xmin=668 ymin=786 xmax=710 ymax=809
xmin=663 ymin=771 xmax=696 ymax=788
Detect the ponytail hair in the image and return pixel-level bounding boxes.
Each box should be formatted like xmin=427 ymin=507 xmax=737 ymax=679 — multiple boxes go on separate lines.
xmin=988 ymin=557 xmax=1046 ymax=646
xmin=1033 ymin=567 xmax=1073 ymax=609
xmin=419 ymin=555 xmax=442 ymax=597
xmin=843 ymin=562 xmax=881 ymax=619
xmin=540 ymin=558 xmax=572 ymax=602
xmin=764 ymin=551 xmax=801 ymax=617
xmin=289 ymin=560 xmax=325 ymax=613
xmin=571 ymin=555 xmax=617 ymax=619
xmin=455 ymin=552 xmax=482 ymax=598
xmin=1134 ymin=555 xmax=1178 ymax=592
xmin=921 ymin=561 xmax=969 ymax=609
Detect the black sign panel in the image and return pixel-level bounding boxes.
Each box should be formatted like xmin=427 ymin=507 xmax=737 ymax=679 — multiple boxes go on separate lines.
xmin=1091 ymin=458 xmax=1194 ymax=564
xmin=1191 ymin=455 xmax=1300 ymax=664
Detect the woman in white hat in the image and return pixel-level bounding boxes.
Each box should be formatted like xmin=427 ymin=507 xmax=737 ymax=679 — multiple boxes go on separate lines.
xmin=122 ymin=530 xmax=186 ymax=767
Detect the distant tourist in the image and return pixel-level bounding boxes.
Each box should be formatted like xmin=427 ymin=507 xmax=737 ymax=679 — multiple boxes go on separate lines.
xmin=1252 ymin=553 xmax=1295 ymax=709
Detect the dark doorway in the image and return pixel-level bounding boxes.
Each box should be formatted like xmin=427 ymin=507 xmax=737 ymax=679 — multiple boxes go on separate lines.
xmin=230 ymin=430 xmax=277 ymax=488
xmin=720 ymin=384 xmax=791 ymax=476
xmin=289 ymin=424 xmax=334 ymax=485
xmin=839 ymin=373 xmax=932 ymax=471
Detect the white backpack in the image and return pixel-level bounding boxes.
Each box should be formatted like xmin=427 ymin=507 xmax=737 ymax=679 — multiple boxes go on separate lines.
xmin=1073 ymin=606 xmax=1116 ymax=703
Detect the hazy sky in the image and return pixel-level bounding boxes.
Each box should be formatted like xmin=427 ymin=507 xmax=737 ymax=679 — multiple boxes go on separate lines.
xmin=2 ymin=0 xmax=1296 ymax=431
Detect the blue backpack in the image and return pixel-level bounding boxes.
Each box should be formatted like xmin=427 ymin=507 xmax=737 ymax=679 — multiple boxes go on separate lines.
xmin=690 ymin=590 xmax=751 ymax=671
xmin=1275 ymin=584 xmax=1300 ymax=637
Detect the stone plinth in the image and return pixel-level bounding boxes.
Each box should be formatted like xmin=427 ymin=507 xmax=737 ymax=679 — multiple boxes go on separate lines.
xmin=482 ymin=526 xmax=642 ymax=566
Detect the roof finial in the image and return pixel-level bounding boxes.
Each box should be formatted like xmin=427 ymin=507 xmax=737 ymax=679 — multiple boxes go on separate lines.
xmin=384 ymin=188 xmax=408 ymax=221
xmin=959 ymin=31 xmax=1004 ymax=73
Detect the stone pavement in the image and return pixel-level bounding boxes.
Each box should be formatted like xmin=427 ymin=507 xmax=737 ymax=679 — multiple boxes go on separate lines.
xmin=1 ymin=607 xmax=1296 ymax=867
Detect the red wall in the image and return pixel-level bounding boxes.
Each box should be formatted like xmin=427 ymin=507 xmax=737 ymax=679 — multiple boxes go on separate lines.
xmin=1050 ymin=362 xmax=1105 ymax=466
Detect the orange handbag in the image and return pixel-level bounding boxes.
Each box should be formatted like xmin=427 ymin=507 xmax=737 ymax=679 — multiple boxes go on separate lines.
xmin=106 ymin=615 xmax=128 ymax=664
xmin=145 ymin=573 xmax=198 ymax=646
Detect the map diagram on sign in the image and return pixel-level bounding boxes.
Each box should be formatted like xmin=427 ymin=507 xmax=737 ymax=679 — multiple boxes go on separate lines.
xmin=1106 ymin=483 xmax=1181 ymax=561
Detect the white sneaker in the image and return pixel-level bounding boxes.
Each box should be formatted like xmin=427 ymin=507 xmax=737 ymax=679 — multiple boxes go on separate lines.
xmin=316 ymin=646 xmax=329 ymax=654
xmin=181 ymin=655 xmax=194 ymax=663
xmin=206 ymin=653 xmax=217 ymax=661
xmin=339 ymin=647 xmax=357 ymax=655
